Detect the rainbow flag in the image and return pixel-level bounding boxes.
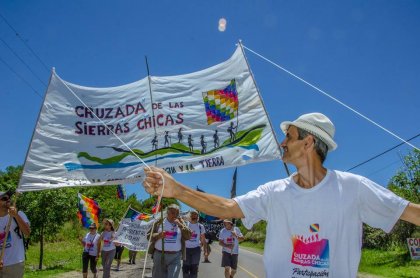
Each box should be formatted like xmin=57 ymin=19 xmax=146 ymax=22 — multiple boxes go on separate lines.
xmin=116 ymin=184 xmax=126 ymax=200
xmin=125 ymin=207 xmax=151 ymax=221
xmin=77 ymin=193 xmax=101 ymax=228
xmin=202 ymin=79 xmax=238 ymax=125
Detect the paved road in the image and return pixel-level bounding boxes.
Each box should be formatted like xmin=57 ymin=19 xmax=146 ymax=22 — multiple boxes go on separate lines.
xmin=56 ymin=245 xmax=264 ymax=278
xmin=55 ymin=247 xmax=380 ymax=278
xmin=199 ymin=245 xmax=265 ymax=278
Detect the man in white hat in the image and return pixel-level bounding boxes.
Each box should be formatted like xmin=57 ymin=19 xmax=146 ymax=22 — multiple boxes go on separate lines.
xmin=0 ymin=190 xmax=30 ymax=278
xmin=149 ymin=203 xmax=192 ymax=278
xmin=143 ymin=112 xmax=420 ymax=278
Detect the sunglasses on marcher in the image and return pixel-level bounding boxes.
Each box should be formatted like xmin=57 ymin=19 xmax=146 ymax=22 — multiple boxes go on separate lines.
xmin=0 ymin=196 xmax=10 ymax=201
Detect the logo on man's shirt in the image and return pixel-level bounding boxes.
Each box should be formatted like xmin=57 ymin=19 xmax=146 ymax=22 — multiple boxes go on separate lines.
xmin=0 ymin=231 xmax=11 ymax=249
xmin=189 ymin=232 xmax=198 ymax=242
xmin=290 ymin=224 xmax=329 ymax=268
xmin=104 ymin=239 xmax=111 ymax=247
xmin=164 ymin=231 xmax=178 ymax=243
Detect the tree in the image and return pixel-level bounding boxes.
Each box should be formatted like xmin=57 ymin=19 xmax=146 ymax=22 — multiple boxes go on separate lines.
xmin=363 ymin=149 xmax=420 ymax=249
xmin=0 ymin=166 xmax=77 ymax=269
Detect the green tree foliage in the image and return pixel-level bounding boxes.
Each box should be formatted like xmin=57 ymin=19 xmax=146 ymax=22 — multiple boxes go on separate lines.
xmin=0 ymin=166 xmax=147 ymax=269
xmin=363 ymin=149 xmax=420 ymax=250
xmin=236 ymin=219 xmax=267 ymax=244
xmin=0 ymin=165 xmax=22 ymax=190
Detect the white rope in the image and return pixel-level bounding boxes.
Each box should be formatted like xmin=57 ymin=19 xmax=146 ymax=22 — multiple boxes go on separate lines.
xmin=141 ymin=191 xmax=163 ymax=278
xmin=58 ymin=75 xmax=166 ymax=277
xmin=242 ymin=45 xmax=419 ymax=151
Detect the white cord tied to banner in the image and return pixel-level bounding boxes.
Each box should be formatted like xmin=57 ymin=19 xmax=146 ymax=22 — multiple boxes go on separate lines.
xmin=242 ymin=44 xmax=419 ymax=152
xmin=59 ymin=76 xmax=164 ymax=278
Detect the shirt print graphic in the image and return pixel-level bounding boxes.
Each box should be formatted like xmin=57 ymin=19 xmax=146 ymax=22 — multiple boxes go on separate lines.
xmin=0 ymin=231 xmax=12 ymax=249
xmin=189 ymin=231 xmax=198 ymax=242
xmin=226 ymin=237 xmax=234 ymax=244
xmin=164 ymin=231 xmax=178 ymax=243
xmin=104 ymin=239 xmax=111 ymax=247
xmin=291 ymin=224 xmax=329 ymax=269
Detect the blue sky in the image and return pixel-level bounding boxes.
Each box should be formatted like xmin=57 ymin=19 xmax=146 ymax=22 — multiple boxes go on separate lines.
xmin=1 ymin=1 xmax=419 ymax=208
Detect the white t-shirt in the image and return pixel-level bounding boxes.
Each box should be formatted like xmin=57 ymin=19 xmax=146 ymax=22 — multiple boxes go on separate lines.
xmin=234 ymin=170 xmax=409 ymax=278
xmin=186 ymin=222 xmax=205 ymax=249
xmin=218 ymin=227 xmax=243 ymax=254
xmin=101 ymin=231 xmax=116 ymax=251
xmin=0 ymin=211 xmax=30 ymax=266
xmin=83 ymin=232 xmax=101 ymax=256
xmin=154 ymin=218 xmax=182 ymax=252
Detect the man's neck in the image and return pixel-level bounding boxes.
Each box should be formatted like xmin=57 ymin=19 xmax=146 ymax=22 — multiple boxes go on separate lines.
xmin=294 ymin=165 xmax=327 ymax=189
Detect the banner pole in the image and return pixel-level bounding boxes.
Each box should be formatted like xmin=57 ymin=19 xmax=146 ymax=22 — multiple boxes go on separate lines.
xmin=115 ymin=204 xmax=132 ymax=232
xmin=238 ymin=40 xmax=290 ymax=176
xmin=160 ymin=207 xmax=165 ymax=266
xmin=145 ymin=56 xmax=159 ymax=168
xmin=17 ymin=69 xmax=54 ymax=191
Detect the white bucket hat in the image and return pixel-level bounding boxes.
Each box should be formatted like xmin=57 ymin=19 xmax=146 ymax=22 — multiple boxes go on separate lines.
xmin=280 ymin=112 xmax=337 ymax=151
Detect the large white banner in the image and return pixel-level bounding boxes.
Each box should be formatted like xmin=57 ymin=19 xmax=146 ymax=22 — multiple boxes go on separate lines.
xmin=18 ymin=45 xmax=281 ymax=191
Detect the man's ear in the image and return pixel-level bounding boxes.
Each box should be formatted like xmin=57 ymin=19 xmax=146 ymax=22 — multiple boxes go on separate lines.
xmin=304 ymin=135 xmax=315 ymax=149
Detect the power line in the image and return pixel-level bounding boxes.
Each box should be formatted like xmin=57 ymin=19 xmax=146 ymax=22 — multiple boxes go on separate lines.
xmin=0 ymin=55 xmax=43 ymax=98
xmin=346 ymin=133 xmax=420 ymax=171
xmin=0 ymin=12 xmax=50 ymax=73
xmin=0 ymin=37 xmax=48 ymax=87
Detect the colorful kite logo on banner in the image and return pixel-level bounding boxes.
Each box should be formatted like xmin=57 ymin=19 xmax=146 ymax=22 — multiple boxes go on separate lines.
xmin=203 ymin=79 xmax=238 ymax=125
xmin=77 ymin=193 xmax=101 ymax=228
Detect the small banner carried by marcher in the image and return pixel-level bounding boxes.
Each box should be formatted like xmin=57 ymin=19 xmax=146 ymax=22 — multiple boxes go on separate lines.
xmin=407 ymin=238 xmax=420 ymax=260
xmin=200 ymin=219 xmax=224 ymax=241
xmin=77 ymin=193 xmax=101 ymax=228
xmin=18 ymin=45 xmax=281 ymax=191
xmin=114 ymin=207 xmax=155 ymax=251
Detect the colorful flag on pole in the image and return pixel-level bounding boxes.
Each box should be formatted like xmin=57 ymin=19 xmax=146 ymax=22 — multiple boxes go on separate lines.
xmin=116 ymin=184 xmax=126 ymax=200
xmin=77 ymin=193 xmax=101 ymax=228
xmin=124 ymin=207 xmax=151 ymax=221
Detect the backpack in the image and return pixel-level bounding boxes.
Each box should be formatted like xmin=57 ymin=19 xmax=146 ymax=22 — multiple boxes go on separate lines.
xmin=13 ymin=217 xmax=30 ymax=251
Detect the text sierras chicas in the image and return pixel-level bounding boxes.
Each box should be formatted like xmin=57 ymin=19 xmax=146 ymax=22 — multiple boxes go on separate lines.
xmin=74 ymin=102 xmax=184 ymax=135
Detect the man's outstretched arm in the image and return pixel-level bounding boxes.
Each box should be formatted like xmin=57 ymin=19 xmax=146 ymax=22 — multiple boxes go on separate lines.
xmin=400 ymin=203 xmax=420 ymax=226
xmin=144 ymin=166 xmax=244 ymax=219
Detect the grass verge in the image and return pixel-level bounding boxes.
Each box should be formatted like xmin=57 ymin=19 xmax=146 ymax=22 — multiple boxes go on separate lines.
xmin=358 ymin=248 xmax=420 ymax=278
xmin=24 ymin=239 xmax=130 ymax=278
xmin=239 ymin=241 xmax=264 ymax=254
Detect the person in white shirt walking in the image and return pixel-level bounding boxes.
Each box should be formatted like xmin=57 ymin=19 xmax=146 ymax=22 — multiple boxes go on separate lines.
xmin=218 ymin=219 xmax=244 ymax=278
xmin=0 ymin=190 xmax=30 ymax=278
xmin=149 ymin=204 xmax=192 ymax=278
xmin=98 ymin=219 xmax=116 ymax=278
xmin=80 ymin=223 xmax=101 ymax=278
xmin=143 ymin=112 xmax=420 ymax=278
xmin=183 ymin=210 xmax=206 ymax=278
